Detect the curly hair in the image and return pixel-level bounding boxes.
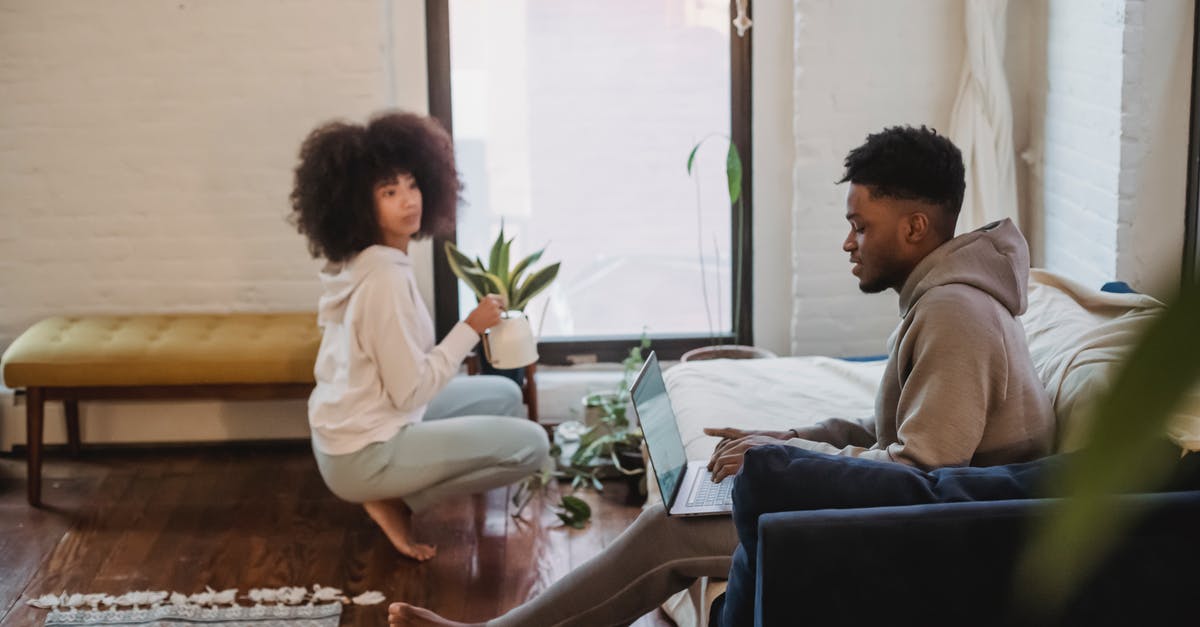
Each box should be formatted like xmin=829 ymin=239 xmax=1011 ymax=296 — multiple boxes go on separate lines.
xmin=838 ymin=125 xmax=965 ymax=236
xmin=290 ymin=111 xmax=461 ymax=262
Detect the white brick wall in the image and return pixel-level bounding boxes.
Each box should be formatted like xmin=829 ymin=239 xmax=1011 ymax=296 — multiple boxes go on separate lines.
xmin=0 ymin=0 xmax=432 ymax=353
xmin=1116 ymin=0 xmax=1191 ymax=296
xmin=1031 ymin=0 xmax=1192 ymax=297
xmin=0 ymin=0 xmax=432 ymax=449
xmin=1034 ymin=0 xmax=1126 ymax=288
xmin=790 ymin=0 xmax=967 ymax=357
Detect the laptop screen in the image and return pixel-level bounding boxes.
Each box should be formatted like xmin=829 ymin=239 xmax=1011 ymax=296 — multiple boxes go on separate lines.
xmin=630 ymin=352 xmax=688 ymax=507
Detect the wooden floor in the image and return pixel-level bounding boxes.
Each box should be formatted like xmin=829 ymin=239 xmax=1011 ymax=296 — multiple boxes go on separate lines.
xmin=0 ymin=444 xmax=673 ymax=627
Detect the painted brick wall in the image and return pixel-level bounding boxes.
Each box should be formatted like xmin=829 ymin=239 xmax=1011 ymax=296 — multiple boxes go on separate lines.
xmin=1116 ymin=0 xmax=1191 ymax=296
xmin=1032 ymin=0 xmax=1127 ymax=288
xmin=0 ymin=0 xmax=432 ymax=449
xmin=1031 ymin=0 xmax=1192 ymax=297
xmin=790 ymin=0 xmax=967 ymax=357
xmin=0 ymin=0 xmax=433 ymax=354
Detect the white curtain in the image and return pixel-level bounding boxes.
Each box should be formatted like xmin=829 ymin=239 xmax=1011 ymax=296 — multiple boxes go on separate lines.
xmin=949 ymin=0 xmax=1020 ymax=232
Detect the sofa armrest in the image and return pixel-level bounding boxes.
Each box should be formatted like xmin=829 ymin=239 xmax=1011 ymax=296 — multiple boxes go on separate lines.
xmin=755 ymin=491 xmax=1200 ymax=627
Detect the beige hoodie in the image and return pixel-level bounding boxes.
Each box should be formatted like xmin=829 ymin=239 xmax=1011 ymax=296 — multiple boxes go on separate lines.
xmin=789 ymin=219 xmax=1056 ymax=469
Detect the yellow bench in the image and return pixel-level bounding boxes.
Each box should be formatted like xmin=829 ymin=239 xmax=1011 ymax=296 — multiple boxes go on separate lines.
xmin=2 ymin=313 xmax=541 ymax=507
xmin=1 ymin=313 xmax=321 ymax=506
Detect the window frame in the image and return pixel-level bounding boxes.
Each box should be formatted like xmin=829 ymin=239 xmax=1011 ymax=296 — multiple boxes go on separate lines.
xmin=425 ymin=0 xmax=754 ymax=363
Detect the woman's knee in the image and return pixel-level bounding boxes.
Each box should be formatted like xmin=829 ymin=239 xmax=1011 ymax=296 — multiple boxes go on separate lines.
xmin=475 ymin=375 xmax=525 ymax=417
xmin=500 ymin=418 xmax=551 ymax=471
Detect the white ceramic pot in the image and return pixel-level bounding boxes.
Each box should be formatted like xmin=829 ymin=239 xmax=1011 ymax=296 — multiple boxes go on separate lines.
xmin=481 ymin=310 xmax=539 ymax=369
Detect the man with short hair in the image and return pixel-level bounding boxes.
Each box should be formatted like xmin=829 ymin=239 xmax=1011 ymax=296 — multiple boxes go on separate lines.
xmin=706 ymin=124 xmax=1053 ymax=479
xmin=389 ymin=125 xmax=1056 ymax=627
xmin=707 ymin=125 xmax=1056 ymax=626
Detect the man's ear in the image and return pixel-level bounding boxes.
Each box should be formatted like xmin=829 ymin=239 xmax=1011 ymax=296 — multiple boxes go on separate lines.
xmin=904 ymin=211 xmax=931 ymax=244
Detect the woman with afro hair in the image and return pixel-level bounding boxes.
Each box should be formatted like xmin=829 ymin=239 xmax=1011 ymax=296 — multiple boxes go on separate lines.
xmin=291 ymin=111 xmax=549 ymax=562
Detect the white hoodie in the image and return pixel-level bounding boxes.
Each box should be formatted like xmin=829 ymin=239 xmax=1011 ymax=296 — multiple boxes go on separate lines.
xmin=308 ymin=245 xmax=480 ymax=455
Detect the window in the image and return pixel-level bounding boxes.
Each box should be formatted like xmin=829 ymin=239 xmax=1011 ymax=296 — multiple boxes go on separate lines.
xmin=427 ymin=0 xmax=752 ymax=362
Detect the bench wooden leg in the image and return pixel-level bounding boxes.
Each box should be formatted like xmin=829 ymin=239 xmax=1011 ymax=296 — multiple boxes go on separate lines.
xmin=26 ymin=387 xmax=44 ymax=507
xmin=65 ymin=399 xmax=81 ymax=457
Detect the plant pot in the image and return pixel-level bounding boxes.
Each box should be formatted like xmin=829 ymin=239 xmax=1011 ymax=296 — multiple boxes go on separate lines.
xmin=615 ymin=447 xmax=648 ymax=506
xmin=679 ymin=344 xmax=777 ymax=362
xmin=480 ymin=357 xmax=526 ymax=387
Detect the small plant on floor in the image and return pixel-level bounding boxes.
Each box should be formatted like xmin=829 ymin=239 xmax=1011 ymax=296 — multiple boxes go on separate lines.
xmin=569 ymin=333 xmax=652 ymax=492
xmin=510 ymin=462 xmax=595 ymax=530
xmin=510 ymin=334 xmax=651 ymax=528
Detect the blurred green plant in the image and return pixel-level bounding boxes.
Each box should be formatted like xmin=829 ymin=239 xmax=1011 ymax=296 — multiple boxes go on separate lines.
xmin=444 ymin=222 xmax=560 ymax=311
xmin=1017 ymin=280 xmax=1200 ymax=615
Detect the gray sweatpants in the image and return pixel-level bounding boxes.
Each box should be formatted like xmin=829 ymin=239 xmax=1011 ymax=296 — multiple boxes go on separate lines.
xmin=491 ymin=504 xmax=737 ymax=627
xmin=313 ymin=375 xmax=550 ymax=511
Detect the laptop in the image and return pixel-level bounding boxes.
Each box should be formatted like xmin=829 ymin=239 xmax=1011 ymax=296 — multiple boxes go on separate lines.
xmin=628 ymin=351 xmax=734 ymax=517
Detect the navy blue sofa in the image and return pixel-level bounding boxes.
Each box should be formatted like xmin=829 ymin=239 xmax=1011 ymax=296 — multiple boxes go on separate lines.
xmin=716 ymin=445 xmax=1200 ymax=627
xmin=754 ymin=491 xmax=1200 ymax=626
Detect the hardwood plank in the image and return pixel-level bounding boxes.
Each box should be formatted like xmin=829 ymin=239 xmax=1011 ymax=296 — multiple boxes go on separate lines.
xmin=0 ymin=447 xmax=665 ymax=627
xmin=412 ymin=493 xmax=477 ymax=622
xmin=0 ymin=458 xmax=105 ymax=623
xmin=458 ymin=488 xmax=511 ymax=623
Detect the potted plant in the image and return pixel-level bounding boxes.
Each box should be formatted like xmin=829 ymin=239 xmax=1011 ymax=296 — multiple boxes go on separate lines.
xmin=570 ymin=334 xmax=651 ymax=501
xmin=444 ymin=224 xmax=561 ymax=382
xmin=681 ymin=135 xmax=776 ymax=362
xmin=509 ymin=336 xmax=651 ymax=527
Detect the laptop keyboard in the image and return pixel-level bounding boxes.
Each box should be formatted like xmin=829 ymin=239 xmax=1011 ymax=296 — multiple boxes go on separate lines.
xmin=687 ymin=473 xmax=734 ymax=507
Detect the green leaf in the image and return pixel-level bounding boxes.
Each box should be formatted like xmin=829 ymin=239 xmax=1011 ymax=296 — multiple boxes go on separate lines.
xmin=509 ymin=247 xmax=546 ymax=293
xmin=511 ymin=262 xmax=561 ymax=310
xmin=726 ymin=141 xmax=743 ymax=204
xmin=686 ymin=135 xmax=742 ymax=206
xmin=488 ymin=226 xmax=506 ymax=275
xmin=496 ymin=238 xmax=512 ymax=286
xmin=462 ymin=266 xmax=508 ymax=301
xmin=571 ymin=433 xmax=616 ymax=467
xmin=687 ymin=141 xmax=703 ymax=175
xmin=444 ymin=242 xmax=490 ymax=300
xmin=1017 ymin=282 xmax=1200 ymax=615
xmin=556 ymin=495 xmax=592 ymax=528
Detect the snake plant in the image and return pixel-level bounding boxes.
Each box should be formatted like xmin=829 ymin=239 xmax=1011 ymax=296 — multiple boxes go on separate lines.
xmin=443 ymin=224 xmax=560 ymax=311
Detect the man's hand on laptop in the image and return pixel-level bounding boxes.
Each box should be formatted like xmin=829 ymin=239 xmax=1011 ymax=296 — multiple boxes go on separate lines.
xmin=703 ymin=427 xmax=795 ymax=482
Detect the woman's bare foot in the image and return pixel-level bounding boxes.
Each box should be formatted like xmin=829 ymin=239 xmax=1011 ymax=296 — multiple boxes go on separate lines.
xmin=387 ymin=602 xmax=482 ymax=626
xmin=363 ymin=499 xmax=437 ymax=561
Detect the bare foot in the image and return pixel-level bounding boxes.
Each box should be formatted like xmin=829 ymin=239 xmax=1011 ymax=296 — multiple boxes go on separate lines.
xmin=364 ymin=499 xmax=438 ymax=561
xmin=388 ymin=602 xmax=483 ymax=626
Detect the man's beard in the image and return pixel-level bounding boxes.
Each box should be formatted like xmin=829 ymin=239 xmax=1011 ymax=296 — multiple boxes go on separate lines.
xmin=856 ymin=261 xmax=906 ymax=294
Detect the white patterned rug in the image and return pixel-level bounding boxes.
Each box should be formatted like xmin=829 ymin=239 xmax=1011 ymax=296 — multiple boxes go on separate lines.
xmin=28 ymin=586 xmax=384 ymax=626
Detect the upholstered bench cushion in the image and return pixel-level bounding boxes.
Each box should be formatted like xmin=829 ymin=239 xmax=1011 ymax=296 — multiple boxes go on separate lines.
xmin=1 ymin=313 xmax=320 ymax=388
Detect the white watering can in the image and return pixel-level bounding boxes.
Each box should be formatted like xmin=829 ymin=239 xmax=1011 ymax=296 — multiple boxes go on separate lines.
xmin=481 ymin=310 xmax=539 ymax=369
